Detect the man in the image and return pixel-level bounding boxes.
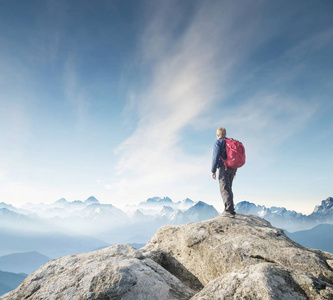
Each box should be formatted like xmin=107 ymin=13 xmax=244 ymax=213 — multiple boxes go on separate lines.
xmin=211 ymin=127 xmax=237 ymax=218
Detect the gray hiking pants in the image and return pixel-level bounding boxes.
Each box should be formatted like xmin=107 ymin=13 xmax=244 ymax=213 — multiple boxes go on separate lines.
xmin=218 ymin=167 xmax=236 ymax=213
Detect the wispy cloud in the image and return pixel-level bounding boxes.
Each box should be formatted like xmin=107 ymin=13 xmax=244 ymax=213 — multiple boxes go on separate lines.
xmin=107 ymin=2 xmax=270 ymax=200
xmin=63 ymin=56 xmax=90 ymax=130
xmin=27 ymin=1 xmax=68 ymax=65
xmin=108 ymin=1 xmax=327 ymax=204
xmin=108 ymin=2 xmax=249 ymax=201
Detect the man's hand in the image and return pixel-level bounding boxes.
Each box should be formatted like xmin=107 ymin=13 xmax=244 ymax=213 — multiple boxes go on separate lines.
xmin=212 ymin=173 xmax=216 ymax=180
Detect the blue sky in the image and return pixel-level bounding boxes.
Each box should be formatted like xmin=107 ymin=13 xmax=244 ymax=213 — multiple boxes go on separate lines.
xmin=0 ymin=0 xmax=332 ymax=214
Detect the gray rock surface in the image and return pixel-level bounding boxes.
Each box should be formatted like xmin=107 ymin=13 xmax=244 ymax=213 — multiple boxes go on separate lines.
xmin=1 ymin=244 xmax=195 ymax=300
xmin=3 ymin=214 xmax=333 ymax=300
xmin=142 ymin=214 xmax=333 ymax=298
xmin=191 ymin=263 xmax=333 ymax=300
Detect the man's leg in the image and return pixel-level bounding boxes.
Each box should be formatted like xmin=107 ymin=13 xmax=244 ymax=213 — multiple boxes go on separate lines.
xmin=219 ymin=167 xmax=236 ymax=213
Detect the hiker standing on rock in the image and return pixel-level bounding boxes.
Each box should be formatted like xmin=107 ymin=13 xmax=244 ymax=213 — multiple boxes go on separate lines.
xmin=211 ymin=127 xmax=245 ymax=218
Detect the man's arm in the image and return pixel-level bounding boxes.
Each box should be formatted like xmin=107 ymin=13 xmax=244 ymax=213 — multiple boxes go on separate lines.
xmin=211 ymin=140 xmax=221 ymax=178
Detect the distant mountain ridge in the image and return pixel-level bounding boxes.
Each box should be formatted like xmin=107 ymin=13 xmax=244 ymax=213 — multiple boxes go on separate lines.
xmin=137 ymin=196 xmax=194 ymax=210
xmin=235 ymin=197 xmax=333 ymax=232
xmin=286 ymin=224 xmax=333 ymax=254
xmin=0 ymin=228 xmax=109 ymax=258
xmin=2 ymin=196 xmax=333 ymax=234
xmin=0 ymin=202 xmax=18 ymax=212
xmin=1 ymin=195 xmax=332 ymax=258
xmin=0 ymin=270 xmax=27 ymax=296
xmin=0 ymin=252 xmax=50 ymax=274
xmin=0 ymin=196 xmax=217 ymax=258
xmin=144 ymin=196 xmax=173 ymax=205
xmin=185 ymin=201 xmax=218 ymax=222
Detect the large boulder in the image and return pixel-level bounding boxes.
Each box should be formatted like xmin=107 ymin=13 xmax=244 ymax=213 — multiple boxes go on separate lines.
xmin=1 ymin=244 xmax=195 ymax=300
xmin=142 ymin=214 xmax=333 ymax=298
xmin=191 ymin=263 xmax=333 ymax=300
xmin=3 ymin=214 xmax=333 ymax=300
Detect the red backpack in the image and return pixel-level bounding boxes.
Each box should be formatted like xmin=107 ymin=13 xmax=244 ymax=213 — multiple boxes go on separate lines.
xmin=219 ymin=138 xmax=246 ymax=170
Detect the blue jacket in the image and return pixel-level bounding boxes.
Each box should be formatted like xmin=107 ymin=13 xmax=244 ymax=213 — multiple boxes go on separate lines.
xmin=211 ymin=138 xmax=227 ymax=173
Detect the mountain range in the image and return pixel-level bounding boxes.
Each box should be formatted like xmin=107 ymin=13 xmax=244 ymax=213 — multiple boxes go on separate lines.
xmin=0 ymin=252 xmax=50 ymax=274
xmin=235 ymin=197 xmax=333 ymax=232
xmin=0 ymin=196 xmax=332 ymax=259
xmin=0 ymin=196 xmax=218 ymax=258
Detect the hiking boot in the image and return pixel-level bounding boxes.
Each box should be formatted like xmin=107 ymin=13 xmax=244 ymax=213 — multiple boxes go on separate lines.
xmin=221 ymin=211 xmax=236 ymax=218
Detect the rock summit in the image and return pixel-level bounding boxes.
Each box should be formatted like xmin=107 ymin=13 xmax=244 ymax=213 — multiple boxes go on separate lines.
xmin=3 ymin=214 xmax=333 ymax=299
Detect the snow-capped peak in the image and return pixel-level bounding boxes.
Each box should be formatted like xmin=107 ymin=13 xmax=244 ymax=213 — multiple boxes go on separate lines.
xmin=313 ymin=197 xmax=333 ymax=214
xmin=55 ymin=198 xmax=68 ymax=204
xmin=0 ymin=202 xmax=18 ymax=212
xmin=183 ymin=198 xmax=194 ymax=205
xmin=85 ymin=196 xmax=100 ymax=205
xmin=185 ymin=201 xmax=219 ymax=222
xmin=142 ymin=197 xmax=174 ymax=205
xmin=159 ymin=206 xmax=174 ymax=217
xmin=178 ymin=198 xmax=195 ymax=210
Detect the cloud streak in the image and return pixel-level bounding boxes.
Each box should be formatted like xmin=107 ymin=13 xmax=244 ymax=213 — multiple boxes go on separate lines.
xmin=63 ymin=55 xmax=90 ymax=131
xmin=108 ymin=0 xmax=328 ymax=205
xmin=109 ymin=2 xmax=236 ymax=201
